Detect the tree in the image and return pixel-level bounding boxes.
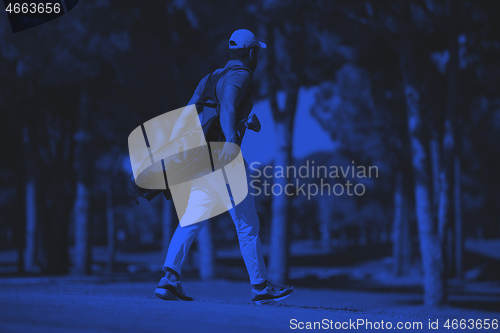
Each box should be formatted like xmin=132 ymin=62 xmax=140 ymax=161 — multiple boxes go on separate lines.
xmin=333 ymin=0 xmax=456 ymax=305
xmin=0 ymin=0 xmax=134 ymax=274
xmin=266 ymin=23 xmax=300 ymax=283
xmin=262 ymin=0 xmax=345 ymax=284
xmin=392 ymin=173 xmax=411 ymax=276
xmin=73 ymin=90 xmax=92 ymax=275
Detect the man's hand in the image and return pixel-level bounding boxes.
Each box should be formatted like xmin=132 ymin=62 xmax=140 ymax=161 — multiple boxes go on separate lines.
xmin=218 ymin=135 xmax=240 ymax=163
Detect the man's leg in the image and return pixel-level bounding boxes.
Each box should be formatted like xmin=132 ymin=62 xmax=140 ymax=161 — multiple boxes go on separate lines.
xmin=163 ymin=219 xmax=207 ymax=277
xmin=228 ymin=161 xmax=293 ymax=304
xmin=156 ymin=186 xmax=216 ymax=301
xmin=227 ymin=162 xmax=267 ymax=285
xmin=162 ymin=188 xmax=215 ymax=276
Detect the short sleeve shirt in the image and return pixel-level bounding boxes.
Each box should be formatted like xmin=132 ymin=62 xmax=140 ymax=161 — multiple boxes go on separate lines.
xmin=190 ymin=60 xmax=254 ymax=124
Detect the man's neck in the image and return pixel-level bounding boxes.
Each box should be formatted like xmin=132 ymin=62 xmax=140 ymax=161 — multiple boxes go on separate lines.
xmin=226 ymin=59 xmax=247 ymax=67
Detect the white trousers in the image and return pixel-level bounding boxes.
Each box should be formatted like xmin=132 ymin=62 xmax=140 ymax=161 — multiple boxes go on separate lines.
xmin=162 ymin=162 xmax=267 ymax=285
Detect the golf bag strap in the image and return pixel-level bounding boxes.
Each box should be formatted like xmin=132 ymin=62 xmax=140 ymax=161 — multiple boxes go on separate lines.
xmin=195 ymin=65 xmax=253 ymax=141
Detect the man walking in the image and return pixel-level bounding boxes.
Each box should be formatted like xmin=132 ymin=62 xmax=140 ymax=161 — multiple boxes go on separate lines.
xmin=154 ymin=29 xmax=293 ymax=305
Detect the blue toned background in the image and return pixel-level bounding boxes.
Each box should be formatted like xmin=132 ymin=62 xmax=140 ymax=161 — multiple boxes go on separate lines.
xmin=1 ymin=1 xmax=500 ymax=332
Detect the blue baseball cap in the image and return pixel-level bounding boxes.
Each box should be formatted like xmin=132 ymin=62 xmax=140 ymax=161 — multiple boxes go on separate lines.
xmin=229 ymin=29 xmax=267 ymax=50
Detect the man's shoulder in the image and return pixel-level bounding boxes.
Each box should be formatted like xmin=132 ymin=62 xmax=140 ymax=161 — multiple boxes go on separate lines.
xmin=227 ymin=64 xmax=253 ymax=76
xmin=206 ymin=65 xmax=250 ymax=83
xmin=196 ymin=73 xmax=211 ymax=89
xmin=224 ymin=61 xmax=253 ymax=76
xmin=224 ymin=66 xmax=253 ymax=88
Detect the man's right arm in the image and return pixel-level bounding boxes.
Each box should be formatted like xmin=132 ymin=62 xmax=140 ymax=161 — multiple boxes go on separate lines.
xmin=218 ymin=70 xmax=251 ymax=162
xmin=220 ymin=85 xmax=240 ymax=145
xmin=219 ymin=69 xmax=252 ymax=143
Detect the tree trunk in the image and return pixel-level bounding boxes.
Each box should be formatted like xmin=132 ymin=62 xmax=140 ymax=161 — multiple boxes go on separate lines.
xmin=404 ymin=80 xmax=445 ymax=305
xmin=265 ymin=22 xmax=303 ymax=284
xmin=393 ymin=173 xmax=403 ymax=275
xmin=446 ymin=226 xmax=454 ymax=277
xmin=454 ymin=154 xmax=462 ymax=280
xmin=319 ymin=193 xmax=333 ymax=252
xmin=22 ymin=119 xmax=39 ymax=273
xmin=429 ymin=132 xmax=441 ymax=216
xmin=74 ymin=182 xmax=90 ymax=274
xmin=196 ymin=220 xmax=215 ymax=280
xmin=20 ymin=78 xmax=76 ymax=274
xmin=398 ymin=4 xmax=446 ymax=302
xmin=37 ymin=156 xmax=72 ymax=274
xmin=268 ymin=119 xmax=292 ymax=284
xmin=438 ymin=0 xmax=459 ymax=282
xmin=106 ymin=185 xmax=115 ymax=274
xmin=401 ymin=192 xmax=411 ymax=273
xmin=437 ymin=140 xmax=452 ymax=242
xmin=268 ymin=87 xmax=298 ymax=284
xmin=24 ymin=179 xmax=38 ymax=273
xmin=73 ymin=90 xmax=92 ymax=275
xmin=437 ymin=161 xmax=451 ymax=279
xmin=392 ymin=173 xmax=411 ymax=276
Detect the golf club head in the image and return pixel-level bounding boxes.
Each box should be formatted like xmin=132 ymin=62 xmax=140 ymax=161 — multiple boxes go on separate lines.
xmin=245 ymin=114 xmax=261 ymax=132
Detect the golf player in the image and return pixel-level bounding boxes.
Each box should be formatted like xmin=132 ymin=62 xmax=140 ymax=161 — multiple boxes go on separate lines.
xmin=154 ymin=29 xmax=294 ymax=305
